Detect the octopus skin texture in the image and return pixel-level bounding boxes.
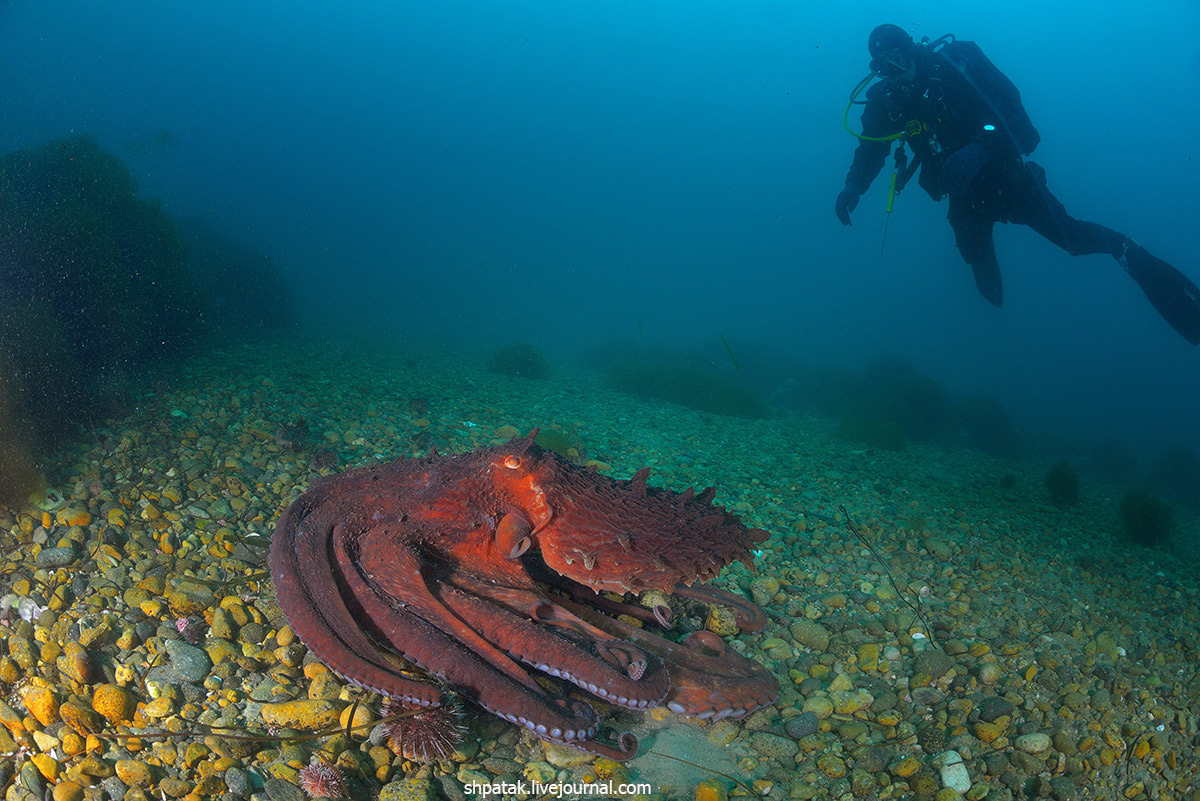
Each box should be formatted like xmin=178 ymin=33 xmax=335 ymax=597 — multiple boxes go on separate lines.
xmin=269 ymin=431 xmax=781 ymax=759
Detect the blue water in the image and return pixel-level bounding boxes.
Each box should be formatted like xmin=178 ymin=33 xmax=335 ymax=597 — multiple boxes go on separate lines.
xmin=3 ymin=0 xmax=1198 ymax=466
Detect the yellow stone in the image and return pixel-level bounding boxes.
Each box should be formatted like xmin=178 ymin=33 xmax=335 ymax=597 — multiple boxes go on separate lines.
xmin=23 ymin=686 xmax=60 ymax=726
xmin=694 ymin=778 xmax=729 ymax=801
xmin=261 ymin=699 xmax=345 ymax=731
xmin=339 ymin=703 xmax=377 ymax=735
xmin=140 ymin=599 xmax=165 ymax=617
xmin=32 ymin=730 xmax=60 ymax=752
xmin=56 ymin=508 xmax=92 ymax=527
xmin=167 ymin=590 xmax=210 ymax=617
xmin=876 ymin=710 xmax=903 ymax=726
xmin=32 ymin=753 xmax=61 ymax=781
xmin=93 ymin=684 xmax=137 ymax=724
xmin=858 ymin=643 xmax=880 ymax=671
xmin=142 ymin=696 xmax=175 ymax=720
xmin=137 ymin=576 xmax=165 ymax=594
xmin=115 ymin=759 xmax=155 ymax=788
xmin=832 ymin=689 xmax=873 ymax=715
xmin=307 ymin=672 xmax=342 ymax=700
xmin=974 ymin=721 xmax=1003 ymax=743
xmin=705 ymin=605 xmax=739 ymax=636
xmin=828 ymin=673 xmax=853 ymax=692
xmin=890 ymin=755 xmax=921 ymax=777
xmin=0 ymin=700 xmax=24 ymax=734
xmin=60 ymin=729 xmax=86 ymax=756
xmin=59 ymin=702 xmax=104 ymax=735
xmin=1132 ymin=739 xmax=1150 ymax=760
xmin=52 ymin=781 xmax=85 ymax=801
xmin=183 ymin=742 xmax=210 ymax=768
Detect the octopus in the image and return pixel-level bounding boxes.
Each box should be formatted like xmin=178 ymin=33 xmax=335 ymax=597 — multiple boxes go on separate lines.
xmin=269 ymin=431 xmax=780 ymax=759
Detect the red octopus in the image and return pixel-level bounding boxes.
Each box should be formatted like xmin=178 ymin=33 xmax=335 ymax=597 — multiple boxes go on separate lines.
xmin=269 ymin=431 xmax=780 ymax=759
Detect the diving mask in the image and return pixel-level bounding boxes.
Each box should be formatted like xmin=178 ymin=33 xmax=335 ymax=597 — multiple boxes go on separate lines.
xmin=870 ymin=48 xmax=914 ymax=79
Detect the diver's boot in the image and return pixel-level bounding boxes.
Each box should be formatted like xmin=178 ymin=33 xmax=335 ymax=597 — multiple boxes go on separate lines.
xmin=1117 ymin=238 xmax=1200 ymax=345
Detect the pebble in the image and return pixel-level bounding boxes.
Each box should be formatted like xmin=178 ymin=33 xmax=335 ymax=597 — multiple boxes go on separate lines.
xmin=379 ymin=776 xmax=438 ymax=801
xmin=23 ymin=686 xmax=59 ymax=726
xmin=100 ymin=777 xmax=128 ymax=800
xmin=35 ymin=547 xmax=76 ymax=568
xmin=92 ymin=684 xmax=137 ymax=723
xmin=694 ymin=778 xmax=728 ymax=801
xmin=113 ymin=760 xmax=154 ymax=789
xmin=541 ymin=742 xmax=596 ymax=768
xmin=932 ymin=751 xmax=971 ymax=793
xmin=977 ymin=695 xmax=1013 ymax=722
xmin=51 ymin=782 xmax=84 ymax=801
xmin=977 ymin=662 xmax=1003 ymax=684
xmin=1015 ymin=732 xmax=1052 ymax=754
xmin=261 ymin=699 xmax=344 ymax=730
xmin=263 ymin=777 xmax=306 ymax=801
xmin=801 ymin=695 xmax=834 ymax=719
xmin=789 ymin=619 xmax=830 ymax=652
xmin=785 ymin=711 xmax=819 ymax=740
xmin=913 ymin=648 xmax=953 ymax=681
xmin=163 ymin=638 xmax=213 ymax=683
xmin=223 ymin=767 xmax=251 ymax=797
xmin=748 ymin=732 xmax=799 ymax=759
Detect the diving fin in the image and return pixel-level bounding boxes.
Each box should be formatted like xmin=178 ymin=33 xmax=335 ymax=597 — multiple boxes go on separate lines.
xmin=1118 ymin=239 xmax=1200 ymax=345
xmin=971 ymin=258 xmax=1004 ymax=307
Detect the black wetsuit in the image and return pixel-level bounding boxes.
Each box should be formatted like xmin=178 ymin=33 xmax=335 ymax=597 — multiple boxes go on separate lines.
xmin=840 ymin=39 xmax=1124 ymax=307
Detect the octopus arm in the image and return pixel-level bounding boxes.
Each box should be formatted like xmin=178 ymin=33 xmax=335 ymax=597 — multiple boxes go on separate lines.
xmin=438 ymin=572 xmax=671 ymax=709
xmin=555 ymin=593 xmax=780 ymax=721
xmin=269 ymin=510 xmax=441 ymax=706
xmin=341 ymin=524 xmax=616 ymax=749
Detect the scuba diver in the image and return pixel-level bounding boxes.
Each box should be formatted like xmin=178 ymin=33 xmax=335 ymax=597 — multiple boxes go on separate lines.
xmin=836 ymin=24 xmax=1200 ymax=345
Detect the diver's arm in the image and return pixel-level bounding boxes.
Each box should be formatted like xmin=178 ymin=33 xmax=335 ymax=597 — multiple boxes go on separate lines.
xmin=843 ymin=138 xmax=889 ymax=195
xmin=836 ymin=101 xmax=891 ymax=224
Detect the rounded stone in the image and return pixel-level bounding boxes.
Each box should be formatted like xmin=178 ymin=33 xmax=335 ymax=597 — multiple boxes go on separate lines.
xmin=114 ymin=759 xmax=155 ymax=789
xmin=52 ymin=781 xmax=85 ymax=801
xmin=749 ymin=732 xmax=799 ymax=759
xmin=913 ymin=649 xmax=953 ymax=681
xmin=785 ymin=712 xmax=820 ymax=740
xmin=23 ymin=686 xmax=60 ymax=726
xmin=163 ymin=639 xmax=213 ymax=683
xmin=802 ymin=695 xmax=834 ymax=719
xmin=817 ymin=753 xmax=846 ymax=779
xmin=1015 ymin=732 xmax=1052 ymax=754
xmin=261 ymin=699 xmax=344 ymax=731
xmin=93 ymin=684 xmax=137 ymax=724
xmin=789 ymin=619 xmax=831 ymax=652
xmin=35 ymin=547 xmax=76 ymax=568
xmin=694 ymin=778 xmax=728 ymax=801
xmin=977 ymin=663 xmax=1003 ymax=684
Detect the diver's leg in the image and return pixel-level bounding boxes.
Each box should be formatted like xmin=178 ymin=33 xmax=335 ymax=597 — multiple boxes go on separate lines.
xmin=948 ymin=195 xmax=1003 ymax=307
xmin=1014 ymin=162 xmax=1200 ymax=344
xmin=1009 ymin=162 xmax=1124 ymax=256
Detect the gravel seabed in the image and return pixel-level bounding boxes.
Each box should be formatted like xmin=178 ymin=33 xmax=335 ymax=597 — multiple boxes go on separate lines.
xmin=1 ymin=337 xmax=1197 ymax=801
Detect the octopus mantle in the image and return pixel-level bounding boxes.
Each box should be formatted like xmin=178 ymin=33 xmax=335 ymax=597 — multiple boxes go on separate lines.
xmin=269 ymin=431 xmax=780 ymax=759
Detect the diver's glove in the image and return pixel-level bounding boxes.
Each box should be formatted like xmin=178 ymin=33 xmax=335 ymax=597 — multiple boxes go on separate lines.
xmin=835 ymin=188 xmax=860 ymax=225
xmin=939 ymin=141 xmax=989 ymax=199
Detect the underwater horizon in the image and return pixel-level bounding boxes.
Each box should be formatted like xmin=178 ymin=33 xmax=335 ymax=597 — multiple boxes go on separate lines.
xmin=3 ymin=2 xmax=1200 ymax=800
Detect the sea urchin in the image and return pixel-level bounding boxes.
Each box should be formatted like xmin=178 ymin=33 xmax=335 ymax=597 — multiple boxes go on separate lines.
xmin=379 ymin=697 xmax=466 ymax=762
xmin=297 ymin=758 xmax=347 ymax=800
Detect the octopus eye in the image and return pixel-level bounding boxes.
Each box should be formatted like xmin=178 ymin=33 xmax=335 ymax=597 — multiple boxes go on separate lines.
xmin=503 ymin=455 xmax=522 ymax=469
